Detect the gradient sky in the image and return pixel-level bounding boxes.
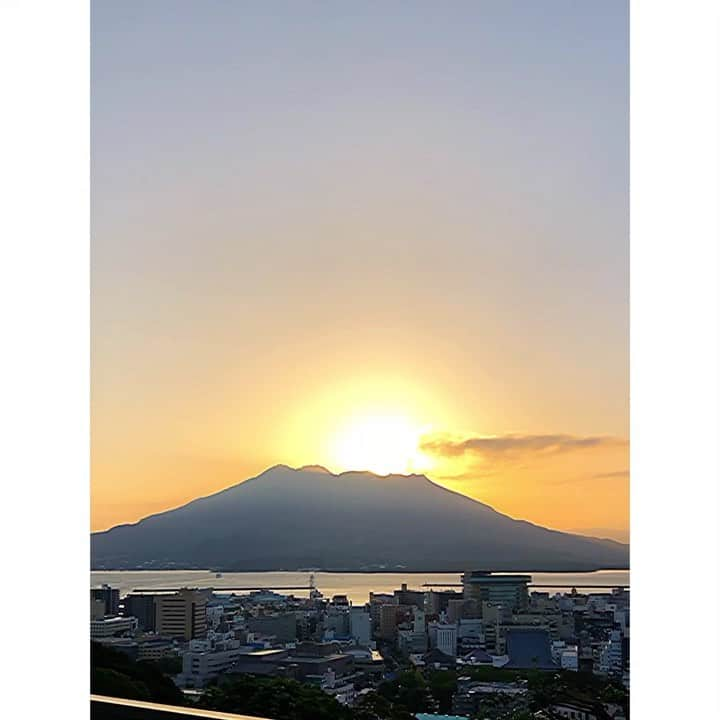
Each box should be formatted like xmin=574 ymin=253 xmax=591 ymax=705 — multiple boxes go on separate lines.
xmin=92 ymin=1 xmax=628 ymax=539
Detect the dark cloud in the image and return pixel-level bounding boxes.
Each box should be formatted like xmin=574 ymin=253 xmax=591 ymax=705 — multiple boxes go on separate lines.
xmin=421 ymin=433 xmax=626 ymax=460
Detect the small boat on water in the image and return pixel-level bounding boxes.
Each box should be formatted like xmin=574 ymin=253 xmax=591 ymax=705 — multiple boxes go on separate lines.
xmin=215 ymin=572 xmax=223 ymax=578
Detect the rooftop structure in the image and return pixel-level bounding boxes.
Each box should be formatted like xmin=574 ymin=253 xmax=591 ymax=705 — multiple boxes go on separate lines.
xmin=462 ymin=571 xmax=531 ymax=611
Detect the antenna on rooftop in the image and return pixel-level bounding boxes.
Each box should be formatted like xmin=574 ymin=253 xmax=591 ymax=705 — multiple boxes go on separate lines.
xmin=309 ymin=572 xmax=323 ymax=600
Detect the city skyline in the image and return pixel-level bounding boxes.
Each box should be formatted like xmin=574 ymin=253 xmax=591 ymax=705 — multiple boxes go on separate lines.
xmin=91 ymin=568 xmax=630 ymax=716
xmin=92 ymin=1 xmax=628 ymax=539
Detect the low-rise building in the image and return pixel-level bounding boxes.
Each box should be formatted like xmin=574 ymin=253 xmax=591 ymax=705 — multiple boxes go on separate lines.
xmin=224 ymin=648 xmax=291 ymax=678
xmin=458 ymin=648 xmax=494 ymax=666
xmin=421 ymin=647 xmax=456 ymax=669
xmin=136 ymin=636 xmax=176 ymax=662
xmin=91 ymin=615 xmax=138 ymax=639
xmin=345 ymin=646 xmax=384 ymax=677
xmin=179 ymin=642 xmax=251 ymax=688
xmin=321 ymin=668 xmax=357 ymax=706
xmin=550 ymin=700 xmax=600 ymax=720
xmin=282 ymin=641 xmax=354 ymax=679
xmin=452 ymin=676 xmax=529 ymax=715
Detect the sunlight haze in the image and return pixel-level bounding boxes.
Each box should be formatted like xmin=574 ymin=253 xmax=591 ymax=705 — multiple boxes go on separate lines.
xmin=92 ymin=1 xmax=628 ymax=541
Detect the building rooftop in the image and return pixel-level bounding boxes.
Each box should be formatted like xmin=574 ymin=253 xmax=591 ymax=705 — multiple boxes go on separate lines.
xmin=423 ymin=648 xmax=456 ymax=666
xmin=282 ymin=653 xmax=349 ymax=664
xmin=237 ymin=649 xmax=287 ymax=657
xmin=504 ymin=628 xmax=557 ymax=670
xmin=461 ymin=648 xmax=493 ymax=663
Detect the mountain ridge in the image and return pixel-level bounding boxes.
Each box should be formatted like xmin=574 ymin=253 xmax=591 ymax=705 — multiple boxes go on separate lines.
xmin=91 ymin=465 xmax=629 ymax=572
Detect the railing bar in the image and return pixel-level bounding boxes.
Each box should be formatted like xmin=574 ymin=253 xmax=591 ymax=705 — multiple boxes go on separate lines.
xmin=91 ymin=694 xmax=269 ymax=720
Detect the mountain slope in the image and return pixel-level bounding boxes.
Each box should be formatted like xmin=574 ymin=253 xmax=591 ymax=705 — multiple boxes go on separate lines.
xmin=91 ymin=465 xmax=629 ymax=571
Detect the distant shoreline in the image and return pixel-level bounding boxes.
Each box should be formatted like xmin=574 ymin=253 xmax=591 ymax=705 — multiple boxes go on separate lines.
xmin=91 ymin=566 xmax=629 ymax=574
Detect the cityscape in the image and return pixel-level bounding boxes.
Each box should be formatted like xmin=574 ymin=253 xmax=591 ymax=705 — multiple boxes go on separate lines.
xmin=91 ymin=570 xmax=629 ymax=720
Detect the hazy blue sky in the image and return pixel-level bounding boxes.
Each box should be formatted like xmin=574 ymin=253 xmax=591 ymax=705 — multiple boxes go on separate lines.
xmin=92 ymin=1 xmax=629 ymax=536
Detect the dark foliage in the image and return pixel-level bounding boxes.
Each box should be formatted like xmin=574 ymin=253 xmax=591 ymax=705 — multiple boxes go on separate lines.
xmin=148 ymin=655 xmax=183 ymax=676
xmin=199 ymin=676 xmax=353 ymax=720
xmin=377 ymin=669 xmax=433 ymax=714
xmin=90 ymin=642 xmax=185 ymax=706
xmin=426 ymin=670 xmax=457 ymax=713
xmin=353 ymin=691 xmax=416 ymax=720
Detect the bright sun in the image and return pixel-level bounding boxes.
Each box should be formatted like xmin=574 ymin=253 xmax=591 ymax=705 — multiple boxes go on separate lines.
xmin=328 ymin=413 xmax=433 ymax=476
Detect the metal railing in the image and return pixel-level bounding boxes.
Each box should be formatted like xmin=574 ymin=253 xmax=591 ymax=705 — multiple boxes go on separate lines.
xmin=91 ymin=695 xmax=269 ymax=720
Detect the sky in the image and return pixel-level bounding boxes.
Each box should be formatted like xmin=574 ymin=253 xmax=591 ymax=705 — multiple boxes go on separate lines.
xmin=92 ymin=0 xmax=629 ymax=540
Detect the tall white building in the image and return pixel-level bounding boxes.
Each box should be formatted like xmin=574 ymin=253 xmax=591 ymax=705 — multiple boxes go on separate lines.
xmin=350 ymin=607 xmax=371 ymax=646
xmin=430 ymin=622 xmax=458 ymax=657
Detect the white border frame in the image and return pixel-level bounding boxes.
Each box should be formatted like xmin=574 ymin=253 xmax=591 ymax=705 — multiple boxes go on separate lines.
xmin=631 ymin=0 xmax=720 ymax=716
xmin=0 ymin=1 xmax=719 ymax=718
xmin=0 ymin=0 xmax=90 ymax=716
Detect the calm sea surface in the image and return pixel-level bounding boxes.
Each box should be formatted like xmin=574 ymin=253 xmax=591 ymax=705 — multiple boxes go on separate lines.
xmin=90 ymin=569 xmax=629 ymax=605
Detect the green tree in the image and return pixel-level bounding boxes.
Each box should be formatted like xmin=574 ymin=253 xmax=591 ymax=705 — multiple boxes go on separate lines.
xmin=200 ymin=676 xmax=353 ymax=720
xmin=92 ymin=667 xmax=151 ymax=701
xmin=427 ymin=670 xmax=457 ymax=713
xmin=148 ymin=654 xmax=183 ymax=675
xmin=90 ymin=642 xmax=185 ymax=706
xmin=377 ymin=670 xmax=432 ymax=714
xmin=353 ymin=691 xmax=415 ymax=720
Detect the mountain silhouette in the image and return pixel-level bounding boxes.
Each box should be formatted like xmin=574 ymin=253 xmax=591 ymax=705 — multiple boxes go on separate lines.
xmin=91 ymin=465 xmax=629 ymax=571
